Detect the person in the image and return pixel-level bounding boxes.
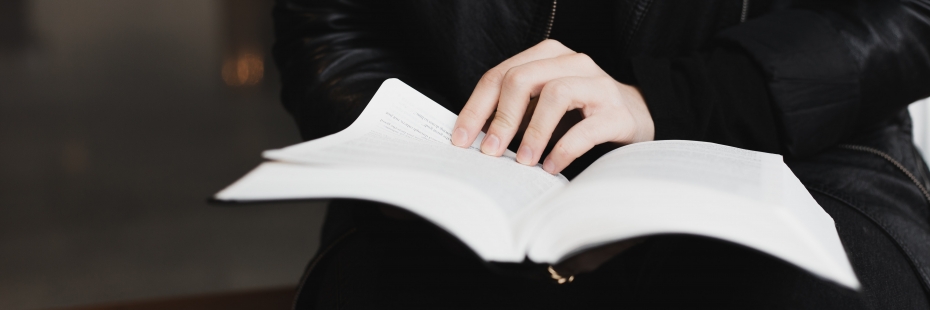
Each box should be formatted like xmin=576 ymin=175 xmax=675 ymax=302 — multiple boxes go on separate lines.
xmin=273 ymin=0 xmax=930 ymax=308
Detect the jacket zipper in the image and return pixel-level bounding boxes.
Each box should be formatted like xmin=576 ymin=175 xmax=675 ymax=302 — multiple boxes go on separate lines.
xmin=740 ymin=0 xmax=750 ymax=23
xmin=839 ymin=144 xmax=930 ymax=208
xmin=624 ymin=0 xmax=654 ymax=55
xmin=543 ymin=0 xmax=557 ymax=40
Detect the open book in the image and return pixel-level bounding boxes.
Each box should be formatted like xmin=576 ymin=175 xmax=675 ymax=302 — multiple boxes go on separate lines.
xmin=214 ymin=79 xmax=859 ymax=289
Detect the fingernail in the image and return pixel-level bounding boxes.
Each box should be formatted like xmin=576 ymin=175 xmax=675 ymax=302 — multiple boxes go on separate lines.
xmin=543 ymin=158 xmax=555 ymax=173
xmin=481 ymin=134 xmax=500 ymax=155
xmin=452 ymin=127 xmax=468 ymax=147
xmin=516 ymin=145 xmax=533 ymax=165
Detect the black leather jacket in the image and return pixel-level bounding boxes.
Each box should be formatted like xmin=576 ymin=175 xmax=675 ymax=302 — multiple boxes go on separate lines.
xmin=273 ymin=0 xmax=930 ymax=158
xmin=273 ymin=0 xmax=930 ymax=298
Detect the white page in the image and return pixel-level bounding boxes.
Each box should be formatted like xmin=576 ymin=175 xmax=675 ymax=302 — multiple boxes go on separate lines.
xmin=265 ymin=79 xmax=568 ymax=217
xmin=521 ymin=140 xmax=859 ymax=289
xmin=217 ymin=78 xmax=566 ymax=262
xmin=776 ymin=164 xmax=858 ymax=287
xmin=269 ymin=78 xmax=487 ymax=152
xmin=511 ymin=140 xmax=779 ymax=251
xmin=214 ymin=162 xmax=523 ymax=261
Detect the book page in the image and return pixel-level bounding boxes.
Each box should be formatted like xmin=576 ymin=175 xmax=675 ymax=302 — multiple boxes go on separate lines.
xmin=214 ymin=162 xmax=523 ymax=261
xmin=218 ymin=79 xmax=567 ymax=261
xmin=265 ymin=79 xmax=568 ymax=217
xmin=520 ymin=140 xmax=859 ymax=289
xmin=568 ymin=140 xmax=784 ymax=203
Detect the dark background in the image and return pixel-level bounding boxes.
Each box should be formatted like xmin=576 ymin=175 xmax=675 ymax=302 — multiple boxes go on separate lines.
xmin=0 ymin=1 xmax=327 ymax=309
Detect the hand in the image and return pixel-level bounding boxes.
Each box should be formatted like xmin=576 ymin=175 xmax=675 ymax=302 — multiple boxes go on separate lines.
xmin=451 ymin=40 xmax=655 ymax=174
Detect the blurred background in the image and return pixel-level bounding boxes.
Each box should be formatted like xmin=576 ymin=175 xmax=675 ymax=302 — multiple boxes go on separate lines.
xmin=0 ymin=0 xmax=326 ymax=309
xmin=1 ymin=1 xmax=930 ymax=309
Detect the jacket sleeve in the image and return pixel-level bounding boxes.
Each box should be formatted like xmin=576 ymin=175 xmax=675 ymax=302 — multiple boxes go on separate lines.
xmin=631 ymin=45 xmax=783 ymax=155
xmin=273 ymin=0 xmax=421 ymax=141
xmin=715 ymin=1 xmax=930 ymax=157
xmin=633 ymin=1 xmax=930 ymax=157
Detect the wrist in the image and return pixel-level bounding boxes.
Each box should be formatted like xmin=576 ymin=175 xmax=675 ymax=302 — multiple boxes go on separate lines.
xmin=618 ymin=82 xmax=655 ymax=143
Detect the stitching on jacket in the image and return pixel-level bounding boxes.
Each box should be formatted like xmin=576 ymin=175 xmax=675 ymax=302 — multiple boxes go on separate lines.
xmin=839 ymin=144 xmax=930 ymax=209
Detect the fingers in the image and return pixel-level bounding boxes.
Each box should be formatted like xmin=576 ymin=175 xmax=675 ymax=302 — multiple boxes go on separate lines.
xmin=517 ymin=76 xmax=614 ymax=166
xmin=513 ymin=78 xmax=575 ymax=165
xmin=452 ymin=40 xmax=575 ymax=148
xmin=542 ymin=114 xmax=617 ymax=174
xmin=454 ymin=40 xmax=652 ymax=174
xmin=536 ymin=77 xmax=626 ymax=174
xmin=484 ymin=53 xmax=605 ymax=156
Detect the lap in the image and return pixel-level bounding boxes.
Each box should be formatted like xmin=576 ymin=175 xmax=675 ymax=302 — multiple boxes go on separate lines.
xmin=296 ymin=117 xmax=930 ymax=309
xmin=298 ymin=201 xmax=925 ymax=309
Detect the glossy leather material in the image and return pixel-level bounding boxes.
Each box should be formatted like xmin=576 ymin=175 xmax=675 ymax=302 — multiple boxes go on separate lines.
xmin=719 ymin=1 xmax=930 ymax=157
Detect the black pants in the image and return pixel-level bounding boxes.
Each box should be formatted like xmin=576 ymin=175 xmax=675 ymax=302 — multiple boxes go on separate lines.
xmin=295 ymin=116 xmax=930 ymax=309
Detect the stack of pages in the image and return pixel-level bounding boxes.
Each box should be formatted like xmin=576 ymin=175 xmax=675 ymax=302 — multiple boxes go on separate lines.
xmin=214 ymin=79 xmax=859 ymax=289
